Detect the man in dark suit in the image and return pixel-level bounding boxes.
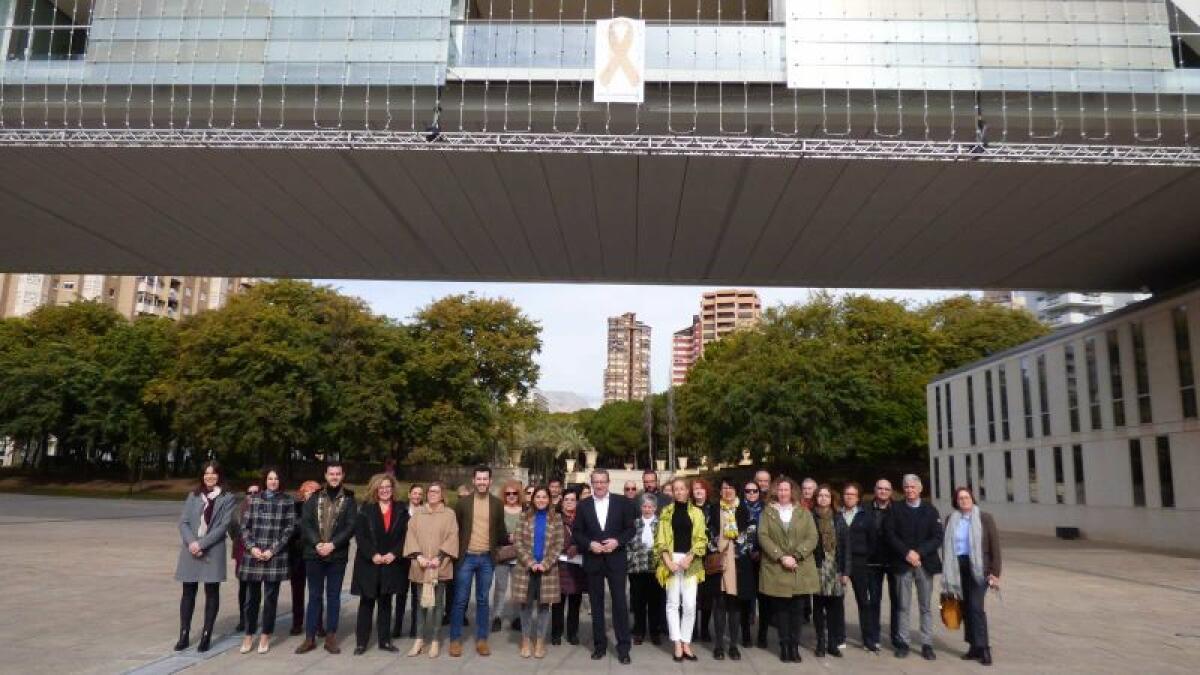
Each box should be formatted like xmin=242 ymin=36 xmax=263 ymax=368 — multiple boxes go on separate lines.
xmin=886 ymin=474 xmax=943 ymax=661
xmin=573 ymin=469 xmax=637 ymax=664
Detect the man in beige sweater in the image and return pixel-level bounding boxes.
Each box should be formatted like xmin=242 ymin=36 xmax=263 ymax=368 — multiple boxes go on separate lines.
xmin=448 ymin=465 xmax=506 ymax=657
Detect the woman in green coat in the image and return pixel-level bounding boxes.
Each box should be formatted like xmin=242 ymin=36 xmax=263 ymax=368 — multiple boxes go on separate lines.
xmin=756 ymin=476 xmax=818 ymax=664
xmin=654 ymin=477 xmax=709 ymax=662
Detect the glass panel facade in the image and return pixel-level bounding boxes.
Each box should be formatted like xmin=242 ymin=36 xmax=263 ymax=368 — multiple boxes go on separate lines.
xmin=977 ymin=452 xmax=986 ymax=501
xmin=998 ymin=364 xmax=1010 ymax=441
xmin=1173 ymin=306 xmax=1197 ymax=419
xmin=945 ymin=382 xmax=954 ymax=448
xmin=1037 ymin=354 xmax=1051 ymax=437
xmin=1085 ymin=337 xmax=1101 ymax=430
xmin=1156 ymin=436 xmax=1175 ymax=508
xmin=1065 ymin=345 xmax=1080 ymax=433
xmin=1072 ymin=444 xmax=1085 ymax=505
xmin=1020 ymin=358 xmax=1034 ymax=439
xmin=1131 ymin=322 xmax=1152 ymax=424
xmin=1027 ymin=448 xmax=1038 ymax=504
xmin=985 ymin=369 xmax=996 ymax=443
xmin=1053 ymin=446 xmax=1065 ymax=504
xmin=967 ymin=375 xmax=976 ymax=446
xmin=1004 ymin=450 xmax=1013 ymax=503
xmin=935 ymin=385 xmax=943 ymax=450
xmin=1129 ymin=438 xmax=1145 ymax=507
xmin=1107 ymin=329 xmax=1126 ymax=427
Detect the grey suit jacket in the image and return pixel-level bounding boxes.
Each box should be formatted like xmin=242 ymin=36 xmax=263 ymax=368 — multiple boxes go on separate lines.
xmin=175 ymin=491 xmax=236 ymax=583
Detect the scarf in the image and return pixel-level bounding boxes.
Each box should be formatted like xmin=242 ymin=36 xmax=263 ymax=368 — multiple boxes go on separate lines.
xmin=814 ymin=505 xmax=836 ymax=557
xmin=263 ymin=489 xmax=276 ymax=500
xmin=744 ymin=498 xmax=764 ymax=525
xmin=719 ymin=498 xmax=740 ymax=540
xmin=317 ymin=486 xmax=347 ymax=542
xmin=942 ymin=506 xmax=985 ymax=598
xmin=197 ymin=486 xmax=221 ymax=538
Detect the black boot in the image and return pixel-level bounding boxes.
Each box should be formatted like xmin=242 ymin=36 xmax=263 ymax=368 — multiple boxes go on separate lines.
xmin=980 ymin=648 xmax=992 ymax=666
xmin=779 ymin=642 xmax=790 ymax=662
xmin=828 ymin=642 xmax=842 ymax=657
xmin=196 ymin=629 xmax=213 ymax=653
xmin=815 ymin=636 xmax=826 ymax=658
xmin=963 ymin=645 xmax=981 ymax=660
xmin=173 ymin=629 xmax=190 ymax=651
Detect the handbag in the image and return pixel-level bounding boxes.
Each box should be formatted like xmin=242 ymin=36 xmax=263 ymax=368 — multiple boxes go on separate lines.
xmin=496 ymin=544 xmax=518 ymax=563
xmin=703 ymin=551 xmax=724 ymax=575
xmin=940 ymin=593 xmax=962 ymax=630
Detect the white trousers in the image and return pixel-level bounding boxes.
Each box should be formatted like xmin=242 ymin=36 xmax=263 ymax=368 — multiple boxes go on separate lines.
xmin=664 ymin=553 xmax=698 ymax=643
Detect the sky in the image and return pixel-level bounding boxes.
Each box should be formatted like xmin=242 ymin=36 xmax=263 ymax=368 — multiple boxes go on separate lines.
xmin=317 ymin=281 xmax=972 ymax=402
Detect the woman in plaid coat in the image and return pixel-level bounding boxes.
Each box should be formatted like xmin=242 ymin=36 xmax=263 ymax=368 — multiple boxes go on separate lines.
xmin=237 ymin=467 xmax=296 ymax=654
xmin=511 ymin=486 xmax=564 ymax=659
xmin=628 ymin=493 xmax=665 ymax=645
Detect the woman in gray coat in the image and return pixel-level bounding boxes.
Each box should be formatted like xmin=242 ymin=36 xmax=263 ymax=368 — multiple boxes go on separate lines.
xmin=174 ymin=461 xmax=236 ymax=653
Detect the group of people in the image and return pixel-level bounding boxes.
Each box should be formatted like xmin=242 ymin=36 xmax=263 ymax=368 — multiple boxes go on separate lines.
xmin=172 ymin=462 xmax=1002 ymax=666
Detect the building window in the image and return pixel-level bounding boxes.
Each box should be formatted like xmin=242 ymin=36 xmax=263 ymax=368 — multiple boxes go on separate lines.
xmin=1036 ymin=354 xmax=1051 ymax=437
xmin=945 ymin=382 xmax=954 ymax=448
xmin=1156 ymin=436 xmax=1175 ymax=508
xmin=1172 ymin=307 xmax=1197 ymax=419
xmin=1085 ymin=337 xmax=1101 ymax=430
xmin=965 ymin=454 xmax=974 ymax=493
xmin=1053 ymin=446 xmax=1065 ymax=504
xmin=1065 ymin=345 xmax=1080 ymax=433
xmin=949 ymin=455 xmax=957 ymax=491
xmin=1129 ymin=439 xmax=1145 ymax=507
xmin=1027 ymin=448 xmax=1038 ymax=503
xmin=1131 ymin=322 xmax=1152 ymax=424
xmin=1020 ymin=358 xmax=1034 ymax=439
xmin=985 ymin=370 xmax=996 ymax=443
xmin=934 ymin=457 xmax=941 ymax=500
xmin=1004 ymin=451 xmax=1014 ymax=503
xmin=1107 ymin=329 xmax=1126 ymax=427
xmin=967 ymin=375 xmax=977 ymax=446
xmin=935 ymin=386 xmax=943 ymax=450
xmin=978 ymin=452 xmax=986 ymax=501
xmin=1072 ymin=444 xmax=1086 ymax=506
xmin=998 ymin=365 xmax=1011 ymax=441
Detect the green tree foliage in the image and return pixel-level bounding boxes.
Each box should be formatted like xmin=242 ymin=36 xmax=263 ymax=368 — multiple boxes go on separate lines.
xmin=582 ymin=399 xmax=646 ymax=464
xmin=676 ymin=292 xmax=1047 ymax=464
xmin=0 ymin=281 xmax=542 ymax=475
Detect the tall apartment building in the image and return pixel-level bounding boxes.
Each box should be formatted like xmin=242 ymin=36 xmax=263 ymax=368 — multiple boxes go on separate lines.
xmin=603 ymin=312 xmax=652 ymax=403
xmin=700 ymin=289 xmax=762 ymax=353
xmin=671 ymin=290 xmax=763 ymax=386
xmin=0 ymin=274 xmax=257 ymax=321
xmin=1023 ymin=292 xmax=1151 ymax=330
xmin=671 ymin=315 xmax=702 ymax=387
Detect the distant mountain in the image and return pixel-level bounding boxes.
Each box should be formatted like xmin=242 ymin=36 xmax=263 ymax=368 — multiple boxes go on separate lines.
xmin=539 ymin=390 xmax=600 ymax=413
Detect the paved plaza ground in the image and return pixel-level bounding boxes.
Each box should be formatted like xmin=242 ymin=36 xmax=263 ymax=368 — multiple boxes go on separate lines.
xmin=0 ymin=493 xmax=1196 ymax=674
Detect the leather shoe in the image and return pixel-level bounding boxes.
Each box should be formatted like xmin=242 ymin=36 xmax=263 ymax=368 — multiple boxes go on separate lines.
xmin=963 ymin=646 xmax=981 ymax=660
xmin=353 ymin=645 xmax=367 ymax=656
xmin=551 ymin=636 xmax=561 ymax=646
xmin=922 ymin=645 xmax=937 ymax=660
xmin=378 ymin=642 xmax=398 ymax=652
xmin=650 ymin=634 xmax=662 ymax=646
xmin=713 ymin=647 xmax=725 ymax=660
xmin=448 ymin=641 xmax=463 ymax=657
xmin=476 ymin=640 xmax=491 ymax=656
xmin=980 ymin=648 xmax=993 ymax=666
xmin=294 ymin=639 xmax=317 ymax=654
xmin=729 ymin=646 xmax=741 ymax=661
xmin=894 ymin=644 xmax=910 ymax=658
xmin=618 ymin=653 xmax=631 ymax=665
xmin=683 ymin=650 xmax=697 ymax=662
xmin=829 ymin=644 xmax=842 ymax=657
xmin=632 ymin=635 xmax=643 ymax=646
xmin=323 ymin=635 xmax=341 ymax=655
xmin=590 ymin=648 xmax=606 ymax=660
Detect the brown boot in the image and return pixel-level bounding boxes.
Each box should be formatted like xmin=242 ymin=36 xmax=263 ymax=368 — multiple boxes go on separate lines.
xmin=519 ymin=637 xmax=531 ymax=658
xmin=324 ymin=634 xmax=341 ymax=654
xmin=294 ymin=638 xmax=317 ymax=654
xmin=534 ymin=638 xmax=546 ymax=659
xmin=448 ymin=640 xmax=463 ymax=657
xmin=476 ymin=639 xmax=491 ymax=656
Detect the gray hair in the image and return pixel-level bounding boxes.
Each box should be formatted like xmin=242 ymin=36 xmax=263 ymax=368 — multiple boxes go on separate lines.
xmin=638 ymin=493 xmax=659 ymax=510
xmin=901 ymin=473 xmax=922 ymax=488
xmin=801 ymin=477 xmax=818 ymax=488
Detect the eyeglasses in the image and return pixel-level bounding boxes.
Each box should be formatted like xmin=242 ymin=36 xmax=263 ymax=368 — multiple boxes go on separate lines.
xmin=504 ymin=491 xmax=519 ymax=496
xmin=624 ymin=487 xmax=638 ymax=492
xmin=744 ymin=488 xmax=759 ymax=493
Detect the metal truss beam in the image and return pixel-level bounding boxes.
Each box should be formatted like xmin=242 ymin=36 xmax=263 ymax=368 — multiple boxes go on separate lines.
xmin=0 ymin=128 xmax=1198 ymax=166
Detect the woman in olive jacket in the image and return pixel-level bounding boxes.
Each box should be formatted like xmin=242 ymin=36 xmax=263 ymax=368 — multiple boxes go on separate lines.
xmin=351 ymin=474 xmax=409 ymax=654
xmin=756 ymin=476 xmax=818 ymax=663
xmin=174 ymin=461 xmax=236 ymax=653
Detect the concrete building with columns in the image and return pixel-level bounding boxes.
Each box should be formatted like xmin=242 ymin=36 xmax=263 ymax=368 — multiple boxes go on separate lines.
xmin=927 ymin=282 xmax=1200 ymax=553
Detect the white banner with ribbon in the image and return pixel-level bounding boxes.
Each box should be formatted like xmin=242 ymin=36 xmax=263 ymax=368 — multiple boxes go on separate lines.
xmin=593 ymin=17 xmax=645 ymax=104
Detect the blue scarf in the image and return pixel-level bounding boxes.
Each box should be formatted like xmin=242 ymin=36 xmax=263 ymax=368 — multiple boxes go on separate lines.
xmin=532 ymin=510 xmax=548 ymax=563
xmin=745 ymin=498 xmax=764 ymax=524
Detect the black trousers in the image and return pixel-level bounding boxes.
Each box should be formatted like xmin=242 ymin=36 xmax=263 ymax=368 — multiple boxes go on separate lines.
xmin=695 ymin=576 xmax=718 ymax=640
xmin=959 ymin=556 xmax=990 ymax=649
xmin=772 ymin=595 xmax=804 ymax=648
xmin=356 ymin=593 xmax=394 ymax=648
xmin=244 ymin=580 xmax=281 ymax=635
xmin=868 ymin=564 xmax=901 ymax=647
xmin=180 ymin=582 xmax=220 ymax=631
xmin=395 ymin=580 xmax=419 ymax=636
xmin=812 ymin=594 xmax=845 ymax=647
xmin=551 ymin=592 xmax=583 ymax=641
xmin=237 ymin=580 xmax=248 ymax=626
xmin=629 ymin=572 xmax=665 ymax=638
xmin=755 ymin=592 xmax=773 ymax=643
xmin=850 ymin=564 xmax=878 ymax=647
xmin=712 ymin=593 xmax=743 ymax=650
xmin=587 ymin=565 xmax=631 ymax=655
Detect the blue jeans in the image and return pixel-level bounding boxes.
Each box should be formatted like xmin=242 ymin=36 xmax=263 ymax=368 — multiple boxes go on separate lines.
xmin=449 ymin=553 xmax=495 ymax=641
xmin=304 ymin=559 xmax=346 ymax=639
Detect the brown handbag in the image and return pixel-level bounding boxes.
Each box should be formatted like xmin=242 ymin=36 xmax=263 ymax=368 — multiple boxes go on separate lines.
xmin=496 ymin=544 xmax=517 ymax=563
xmin=940 ymin=593 xmax=962 ymax=629
xmin=703 ymin=551 xmax=724 ymax=575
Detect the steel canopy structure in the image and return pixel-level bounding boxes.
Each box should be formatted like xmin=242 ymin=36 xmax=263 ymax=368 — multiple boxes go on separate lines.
xmin=2 ymin=0 xmax=1200 ymax=290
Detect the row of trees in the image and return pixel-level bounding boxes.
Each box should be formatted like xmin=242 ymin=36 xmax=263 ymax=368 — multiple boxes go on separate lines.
xmin=577 ymin=293 xmax=1049 ymax=466
xmin=0 ymin=281 xmax=542 ymax=477
xmin=0 ymin=282 xmax=1046 ymax=479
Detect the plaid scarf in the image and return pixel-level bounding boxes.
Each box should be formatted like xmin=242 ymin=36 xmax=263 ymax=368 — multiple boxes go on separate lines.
xmin=317 ymin=486 xmax=347 ymax=542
